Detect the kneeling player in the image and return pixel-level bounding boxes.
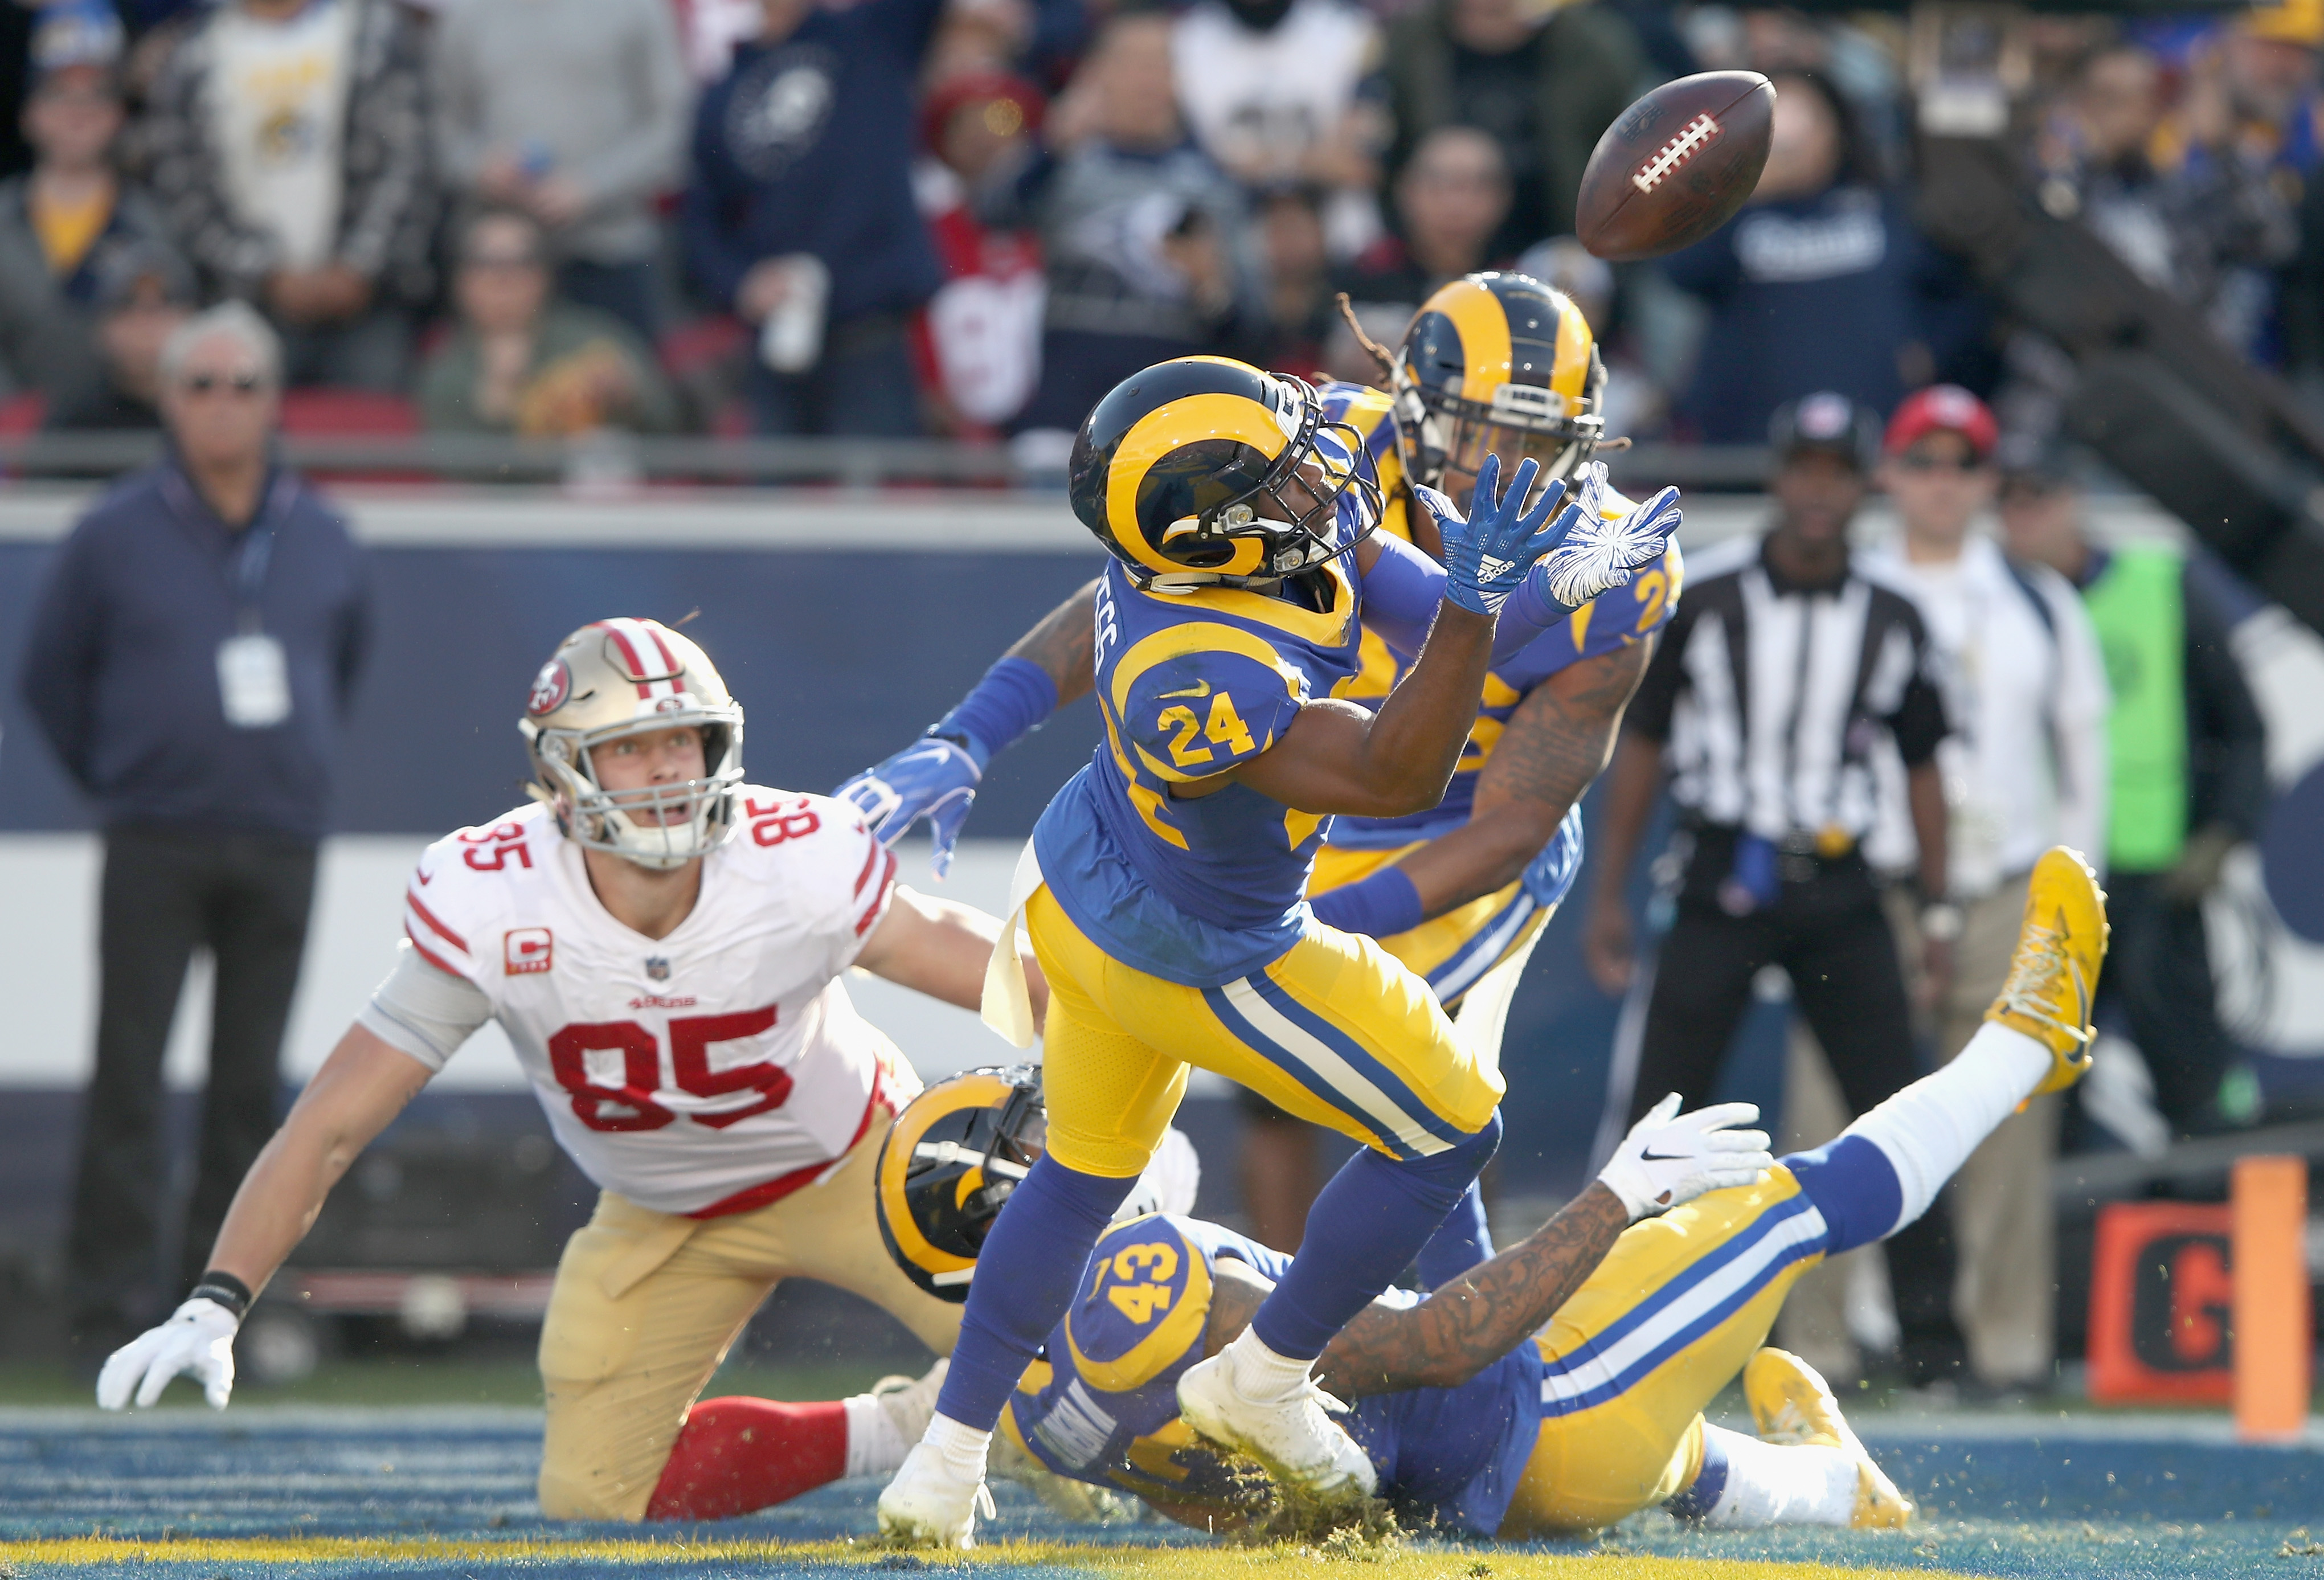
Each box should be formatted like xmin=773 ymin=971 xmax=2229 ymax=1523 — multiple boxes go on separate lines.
xmin=95 ymin=619 xmax=1044 ymax=1522
xmin=878 ymin=848 xmax=2105 ymax=1537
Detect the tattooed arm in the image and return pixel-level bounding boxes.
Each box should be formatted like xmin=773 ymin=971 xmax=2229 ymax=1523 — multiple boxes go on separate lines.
xmin=1004 ymin=578 xmax=1102 ymax=706
xmin=1198 ymin=1184 xmax=1633 ymax=1395
xmin=1385 ymin=638 xmax=1656 ymax=916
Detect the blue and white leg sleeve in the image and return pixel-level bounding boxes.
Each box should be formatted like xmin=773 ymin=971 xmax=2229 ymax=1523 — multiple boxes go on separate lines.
xmin=1786 ymin=1022 xmax=2053 ymax=1256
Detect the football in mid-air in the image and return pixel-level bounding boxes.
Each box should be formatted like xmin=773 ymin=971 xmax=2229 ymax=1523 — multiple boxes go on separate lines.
xmin=1575 ymin=71 xmax=1777 ymax=261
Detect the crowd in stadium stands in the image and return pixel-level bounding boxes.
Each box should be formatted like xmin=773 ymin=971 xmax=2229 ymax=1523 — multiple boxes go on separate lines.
xmin=0 ymin=0 xmax=2316 ymax=452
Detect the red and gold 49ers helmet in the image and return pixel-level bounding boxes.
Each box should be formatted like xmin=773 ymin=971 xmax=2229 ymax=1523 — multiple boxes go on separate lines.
xmin=1067 ymin=355 xmax=1383 ymax=591
xmin=1393 ymin=272 xmax=1604 ymax=502
xmin=518 ymin=617 xmax=744 ymax=871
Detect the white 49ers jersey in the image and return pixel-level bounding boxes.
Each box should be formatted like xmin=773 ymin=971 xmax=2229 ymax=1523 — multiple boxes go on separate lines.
xmin=390 ymin=789 xmax=909 ymax=1216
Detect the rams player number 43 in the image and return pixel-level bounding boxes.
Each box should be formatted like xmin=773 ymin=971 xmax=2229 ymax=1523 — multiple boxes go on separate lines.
xmin=841 ymin=332 xmax=1683 ymax=1546
xmin=872 ymin=848 xmax=2108 ymax=1541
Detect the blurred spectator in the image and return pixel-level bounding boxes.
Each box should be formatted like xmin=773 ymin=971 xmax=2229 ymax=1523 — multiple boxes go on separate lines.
xmin=142 ymin=0 xmax=435 ymax=391
xmin=46 ymin=238 xmax=194 ymax=427
xmin=0 ymin=23 xmax=182 ymax=419
xmin=418 ymin=208 xmax=677 ymax=436
xmin=0 ymin=0 xmax=93 ymax=185
xmin=992 ymin=10 xmax=1258 ymax=436
xmin=682 ymin=0 xmax=942 ymax=436
xmin=21 ymin=301 xmax=366 ymax=1365
xmin=2153 ymin=0 xmax=2317 ymax=359
xmin=1664 ymin=69 xmax=1979 ymax=443
xmin=1862 ymin=386 xmax=2108 ymax=1391
xmin=911 ymin=71 xmax=1045 ymax=437
xmin=2000 ymin=448 xmax=2270 ymax=1133
xmin=1381 ymin=0 xmax=1643 ymax=260
xmin=1334 ymin=125 xmax=1508 ymax=317
xmin=2032 ymin=43 xmax=2180 ymax=288
xmin=433 ymin=0 xmax=690 ymax=346
xmin=1253 ymin=183 xmax=1333 ymax=375
xmin=1584 ymin=391 xmax=1966 ymax=1385
xmin=1171 ymin=0 xmax=1385 ymax=258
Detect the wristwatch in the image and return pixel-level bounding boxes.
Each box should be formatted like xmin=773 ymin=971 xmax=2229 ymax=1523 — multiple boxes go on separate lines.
xmin=1919 ymin=901 xmax=1965 ymax=943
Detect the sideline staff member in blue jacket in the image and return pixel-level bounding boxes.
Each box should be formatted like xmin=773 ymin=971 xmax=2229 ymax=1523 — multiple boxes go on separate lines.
xmin=21 ymin=301 xmax=367 ymax=1369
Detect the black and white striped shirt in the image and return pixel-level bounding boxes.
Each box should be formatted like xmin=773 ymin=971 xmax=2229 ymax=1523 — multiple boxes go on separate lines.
xmin=1626 ymin=534 xmax=1949 ymax=844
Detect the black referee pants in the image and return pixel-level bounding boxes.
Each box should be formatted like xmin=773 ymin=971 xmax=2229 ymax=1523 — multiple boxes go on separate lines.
xmin=66 ymin=825 xmax=317 ymax=1352
xmin=1626 ymin=843 xmax=1963 ymax=1380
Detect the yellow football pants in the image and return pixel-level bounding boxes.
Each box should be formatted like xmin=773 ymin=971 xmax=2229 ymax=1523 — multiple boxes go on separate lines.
xmin=1026 ymin=885 xmax=1504 ymax=1180
xmin=1498 ymin=1166 xmax=1830 ymax=1536
xmin=535 ymin=1108 xmax=961 ymax=1521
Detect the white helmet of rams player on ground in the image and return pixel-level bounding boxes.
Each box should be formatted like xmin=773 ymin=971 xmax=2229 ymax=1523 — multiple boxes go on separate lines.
xmin=519 ymin=617 xmax=745 ymax=869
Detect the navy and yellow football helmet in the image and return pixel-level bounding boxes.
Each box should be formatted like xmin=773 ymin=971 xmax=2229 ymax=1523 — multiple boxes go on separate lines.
xmin=877 ymin=1070 xmax=1204 ymax=1301
xmin=1393 ymin=273 xmax=1604 ymax=501
xmin=876 ymin=1066 xmax=1044 ymax=1302
xmin=1067 ymin=355 xmax=1382 ymax=591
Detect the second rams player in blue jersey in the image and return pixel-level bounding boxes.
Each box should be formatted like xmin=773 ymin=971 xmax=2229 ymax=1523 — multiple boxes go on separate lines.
xmin=865 ymin=848 xmax=2105 ymax=1541
xmin=845 ymin=272 xmax=1680 ymax=1338
xmin=852 ymin=337 xmax=1683 ymax=1543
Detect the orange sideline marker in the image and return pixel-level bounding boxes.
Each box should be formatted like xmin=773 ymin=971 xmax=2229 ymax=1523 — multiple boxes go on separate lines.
xmin=2232 ymin=1155 xmax=2310 ymax=1442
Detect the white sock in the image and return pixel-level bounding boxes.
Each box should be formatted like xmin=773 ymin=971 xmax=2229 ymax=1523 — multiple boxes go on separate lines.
xmin=1692 ymin=1426 xmax=1858 ymax=1528
xmin=1224 ymin=1328 xmax=1315 ymax=1402
xmin=918 ymin=1413 xmax=992 ymax=1484
xmin=843 ymin=1393 xmax=905 ymax=1480
xmin=1843 ymin=1022 xmax=2051 ymax=1234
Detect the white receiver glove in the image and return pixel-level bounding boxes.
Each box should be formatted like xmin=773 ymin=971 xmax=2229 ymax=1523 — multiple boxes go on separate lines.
xmin=1597 ymin=1094 xmax=1775 ymax=1222
xmin=96 ymin=1296 xmax=240 ymax=1410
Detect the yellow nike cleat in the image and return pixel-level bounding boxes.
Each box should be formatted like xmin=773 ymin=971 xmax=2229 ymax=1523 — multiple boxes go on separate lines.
xmin=1744 ymin=1347 xmax=1914 ymax=1530
xmin=1984 ymin=845 xmax=2110 ymax=1095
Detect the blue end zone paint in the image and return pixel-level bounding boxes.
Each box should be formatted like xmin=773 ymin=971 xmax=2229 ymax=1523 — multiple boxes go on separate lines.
xmin=10 ymin=1410 xmax=2324 ymax=1577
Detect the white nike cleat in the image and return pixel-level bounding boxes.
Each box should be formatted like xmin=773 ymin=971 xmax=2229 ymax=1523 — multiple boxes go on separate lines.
xmin=876 ymin=1439 xmax=995 ymax=1549
xmin=1176 ymin=1350 xmax=1376 ymax=1523
xmin=868 ymin=1360 xmax=948 ymax=1455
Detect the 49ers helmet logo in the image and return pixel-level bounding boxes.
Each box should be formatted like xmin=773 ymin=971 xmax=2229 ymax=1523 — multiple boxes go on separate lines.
xmin=526 ymin=658 xmax=572 ymax=717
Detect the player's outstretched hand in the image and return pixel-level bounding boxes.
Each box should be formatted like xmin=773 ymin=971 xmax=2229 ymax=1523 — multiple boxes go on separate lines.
xmin=1416 ymin=453 xmax=1578 ymax=617
xmin=96 ymin=1296 xmax=239 ymax=1411
xmin=833 ymin=736 xmax=983 ymax=879
xmin=1528 ymin=463 xmax=1681 ymax=613
xmin=1597 ymin=1093 xmax=1773 ymax=1222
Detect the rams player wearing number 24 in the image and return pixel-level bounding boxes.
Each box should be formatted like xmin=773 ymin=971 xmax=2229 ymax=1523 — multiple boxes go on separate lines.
xmin=872 ymin=848 xmax=2107 ymax=1541
xmin=845 ymin=272 xmax=1681 ymax=1282
xmin=854 ymin=349 xmax=1682 ymax=1546
xmin=90 ymin=619 xmax=1050 ymax=1525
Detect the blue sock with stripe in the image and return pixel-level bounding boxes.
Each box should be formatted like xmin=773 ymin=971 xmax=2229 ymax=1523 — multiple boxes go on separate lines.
xmin=1252 ymin=1111 xmax=1502 ymax=1359
xmin=932 ymin=1154 xmax=1136 ymax=1431
xmin=1415 ymin=1182 xmax=1495 ymax=1288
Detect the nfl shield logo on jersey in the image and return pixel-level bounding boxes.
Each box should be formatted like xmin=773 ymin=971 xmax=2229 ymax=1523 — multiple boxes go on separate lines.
xmin=645 ymin=955 xmax=671 ymax=982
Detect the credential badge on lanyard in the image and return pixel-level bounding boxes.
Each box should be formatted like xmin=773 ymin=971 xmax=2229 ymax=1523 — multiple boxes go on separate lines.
xmin=216 ymin=484 xmax=290 ymax=729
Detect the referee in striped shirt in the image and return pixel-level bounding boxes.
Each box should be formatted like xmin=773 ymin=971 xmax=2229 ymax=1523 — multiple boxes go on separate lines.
xmin=1584 ymin=391 xmax=1965 ymax=1379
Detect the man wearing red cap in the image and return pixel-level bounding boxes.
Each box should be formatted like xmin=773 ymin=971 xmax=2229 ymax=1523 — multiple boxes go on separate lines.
xmin=1863 ymin=384 xmax=2109 ymax=1394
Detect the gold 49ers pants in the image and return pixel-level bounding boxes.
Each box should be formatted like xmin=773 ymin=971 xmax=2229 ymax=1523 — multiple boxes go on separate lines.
xmin=535 ymin=1109 xmax=962 ymax=1521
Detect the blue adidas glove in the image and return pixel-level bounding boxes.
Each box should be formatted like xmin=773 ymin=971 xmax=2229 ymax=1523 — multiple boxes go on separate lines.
xmin=1415 ymin=454 xmax=1582 ymax=617
xmin=1528 ymin=464 xmax=1682 ymax=612
xmin=1521 ymin=804 xmax=1587 ymax=910
xmin=833 ymin=736 xmax=983 ymax=878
